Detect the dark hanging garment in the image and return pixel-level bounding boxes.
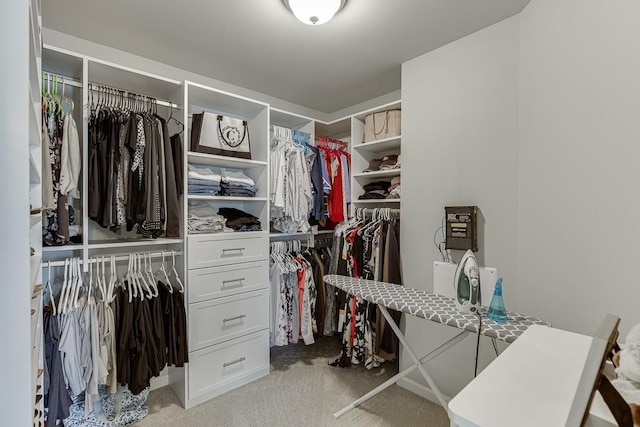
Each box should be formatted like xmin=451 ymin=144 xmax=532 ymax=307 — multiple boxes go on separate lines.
xmin=160 ymin=119 xmax=181 ymax=238
xmin=308 ymin=146 xmax=325 ymax=220
xmin=170 ymin=134 xmax=184 ymax=198
xmin=43 ymin=306 xmax=72 ymax=423
xmin=379 ymin=220 xmax=402 ymax=360
xmin=172 ymin=291 xmax=189 ymax=367
xmin=116 ymin=286 xmax=134 ymax=386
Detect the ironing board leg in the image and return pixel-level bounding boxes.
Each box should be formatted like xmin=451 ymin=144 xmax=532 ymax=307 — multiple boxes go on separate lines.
xmin=333 ymin=308 xmax=468 ymax=418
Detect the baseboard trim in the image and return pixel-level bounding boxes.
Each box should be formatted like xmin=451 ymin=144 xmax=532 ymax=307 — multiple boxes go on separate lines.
xmin=397 ymin=377 xmax=452 ymax=408
xmin=150 ymin=372 xmax=170 ymax=391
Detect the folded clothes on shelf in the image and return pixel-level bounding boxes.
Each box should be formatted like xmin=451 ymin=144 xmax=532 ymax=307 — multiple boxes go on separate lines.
xmin=218 ymin=207 xmax=262 ymax=232
xmin=188 ymin=203 xmax=228 ymax=233
xmin=363 ymin=154 xmax=401 ymax=172
xmin=220 ymin=170 xmax=258 ymax=197
xmin=387 ymin=175 xmax=401 ymax=199
xmin=188 ymin=164 xmax=223 ymax=196
xmin=358 ymin=180 xmax=392 ymax=200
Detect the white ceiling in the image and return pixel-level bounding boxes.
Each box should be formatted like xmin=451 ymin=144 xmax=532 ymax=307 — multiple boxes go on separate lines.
xmin=43 ymin=0 xmax=530 ymax=114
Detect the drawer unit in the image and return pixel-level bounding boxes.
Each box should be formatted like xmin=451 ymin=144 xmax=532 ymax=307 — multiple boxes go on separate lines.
xmin=188 ymin=260 xmax=268 ymax=303
xmin=188 ymin=233 xmax=268 ymax=269
xmin=189 ymin=289 xmax=269 ymax=351
xmin=188 ymin=329 xmax=269 ymax=400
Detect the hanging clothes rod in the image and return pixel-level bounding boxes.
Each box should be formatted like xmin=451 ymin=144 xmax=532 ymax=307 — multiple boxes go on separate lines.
xmin=42 ymin=71 xmax=83 ymax=88
xmin=316 ymin=135 xmax=349 ymax=150
xmin=356 ymin=207 xmax=401 ymax=219
xmin=89 ymin=83 xmax=181 ymax=110
xmin=43 ymin=250 xmax=184 ymax=268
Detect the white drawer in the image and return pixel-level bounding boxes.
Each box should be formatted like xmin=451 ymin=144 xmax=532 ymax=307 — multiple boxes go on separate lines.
xmin=188 ymin=329 xmax=269 ymax=400
xmin=188 ymin=289 xmax=268 ymax=351
xmin=188 ymin=233 xmax=267 ymax=269
xmin=188 ymin=261 xmax=268 ymax=303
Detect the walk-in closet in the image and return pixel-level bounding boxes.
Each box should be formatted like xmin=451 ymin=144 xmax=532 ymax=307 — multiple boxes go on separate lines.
xmin=5 ymin=1 xmax=640 ymax=426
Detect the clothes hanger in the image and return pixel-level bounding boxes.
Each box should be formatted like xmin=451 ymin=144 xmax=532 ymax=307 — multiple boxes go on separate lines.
xmin=46 ymin=261 xmax=57 ymax=316
xmin=134 ymin=253 xmax=149 ymax=300
xmin=126 ymin=254 xmax=135 ymax=303
xmin=170 ymin=251 xmax=185 ymax=293
xmin=144 ymin=253 xmax=159 ymax=297
xmin=167 ymin=100 xmax=184 ymax=134
xmin=107 ymin=255 xmax=117 ymax=303
xmin=131 ymin=253 xmax=144 ymax=301
xmin=72 ymin=257 xmax=84 ymax=309
xmin=158 ymin=251 xmax=173 ymax=293
xmin=139 ymin=253 xmax=154 ymax=299
xmin=61 ymin=77 xmax=74 ymax=115
xmin=58 ymin=258 xmax=70 ymax=314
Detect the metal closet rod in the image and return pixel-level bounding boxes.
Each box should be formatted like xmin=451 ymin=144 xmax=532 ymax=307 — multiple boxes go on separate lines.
xmin=40 ymin=72 xmax=180 ymax=109
xmin=43 ymin=250 xmax=184 ymax=268
xmin=42 ymin=71 xmax=83 ymax=88
xmin=89 ymin=82 xmax=181 ymax=110
xmin=357 ymin=208 xmax=401 ymax=219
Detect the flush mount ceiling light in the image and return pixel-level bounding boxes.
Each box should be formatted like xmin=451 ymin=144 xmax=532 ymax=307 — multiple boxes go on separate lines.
xmin=282 ymin=0 xmax=347 ymax=25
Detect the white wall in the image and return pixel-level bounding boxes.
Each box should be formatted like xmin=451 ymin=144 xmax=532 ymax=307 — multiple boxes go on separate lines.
xmin=400 ymin=16 xmax=520 ymax=400
xmin=517 ymin=0 xmax=640 ymax=338
xmin=399 ymin=0 xmax=640 ymax=403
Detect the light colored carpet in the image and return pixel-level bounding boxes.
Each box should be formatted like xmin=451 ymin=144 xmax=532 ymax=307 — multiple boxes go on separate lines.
xmin=136 ymin=336 xmax=449 ymax=426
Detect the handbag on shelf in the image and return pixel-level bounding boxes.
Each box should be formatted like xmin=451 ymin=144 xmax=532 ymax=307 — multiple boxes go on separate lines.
xmin=363 ymin=109 xmax=401 ymax=142
xmin=190 ymin=112 xmax=251 ymax=159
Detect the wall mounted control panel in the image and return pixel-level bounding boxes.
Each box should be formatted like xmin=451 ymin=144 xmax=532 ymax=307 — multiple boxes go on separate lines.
xmin=445 ymin=206 xmax=478 ymax=252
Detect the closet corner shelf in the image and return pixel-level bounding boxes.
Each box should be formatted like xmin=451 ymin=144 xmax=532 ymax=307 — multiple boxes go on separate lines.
xmin=42 ymin=244 xmax=83 ymax=253
xmin=30 ymin=288 xmax=43 ymax=348
xmin=353 ymin=136 xmax=401 ymax=153
xmin=188 ymin=152 xmax=267 ymax=169
xmin=188 ymin=230 xmax=267 ymax=239
xmin=353 ymin=199 xmax=401 ymax=204
xmin=353 ymin=169 xmax=401 ymax=179
xmin=269 ymin=232 xmax=312 ymax=241
xmin=188 ymin=195 xmax=267 ymax=202
xmin=29 ymin=96 xmax=41 ymax=146
xmin=88 ymin=238 xmax=183 ymax=250
xmin=30 ymin=255 xmax=42 ymax=289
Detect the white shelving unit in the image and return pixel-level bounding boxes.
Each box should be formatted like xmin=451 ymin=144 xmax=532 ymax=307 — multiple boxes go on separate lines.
xmin=40 ymin=46 xmax=186 ymax=274
xmin=351 ymin=101 xmax=402 ymax=210
xmin=268 ymin=108 xmax=316 ymax=238
xmin=179 ymin=80 xmax=271 ymax=408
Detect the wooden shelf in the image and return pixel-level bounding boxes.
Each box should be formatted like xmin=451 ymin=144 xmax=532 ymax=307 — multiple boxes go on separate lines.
xmin=352 ymin=136 xmax=401 ymax=153
xmin=188 ymin=151 xmax=267 ymax=169
xmin=187 ymin=81 xmax=268 ymax=119
xmin=353 ymin=169 xmax=401 ymax=180
xmin=42 ymin=244 xmax=83 ymax=253
xmin=187 ymin=230 xmax=267 ymax=239
xmin=269 ymin=232 xmax=312 ymax=240
xmin=88 ymin=238 xmax=183 ymax=250
xmin=353 ymin=199 xmax=401 ymax=204
xmin=188 ymin=195 xmax=267 ymax=202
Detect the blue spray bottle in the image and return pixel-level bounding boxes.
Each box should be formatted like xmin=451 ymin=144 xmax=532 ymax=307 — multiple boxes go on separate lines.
xmin=487 ymin=277 xmax=508 ymax=323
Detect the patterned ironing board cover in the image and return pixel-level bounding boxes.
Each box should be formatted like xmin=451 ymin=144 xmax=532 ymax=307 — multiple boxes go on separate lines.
xmin=323 ymin=275 xmax=551 ymax=343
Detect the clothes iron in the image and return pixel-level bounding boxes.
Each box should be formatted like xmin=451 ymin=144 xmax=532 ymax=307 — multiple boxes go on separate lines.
xmin=454 ymin=250 xmax=481 ymax=313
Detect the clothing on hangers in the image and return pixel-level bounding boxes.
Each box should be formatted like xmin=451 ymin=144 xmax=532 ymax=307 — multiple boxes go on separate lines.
xmin=327 ymin=211 xmax=402 ymax=369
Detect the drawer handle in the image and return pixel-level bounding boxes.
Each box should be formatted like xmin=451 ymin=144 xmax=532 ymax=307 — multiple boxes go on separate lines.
xmin=222 ymin=247 xmax=245 ymax=254
xmin=223 ymin=314 xmax=247 ymax=323
xmin=222 ymin=278 xmax=245 ymax=286
xmin=223 ymin=357 xmax=246 ymax=368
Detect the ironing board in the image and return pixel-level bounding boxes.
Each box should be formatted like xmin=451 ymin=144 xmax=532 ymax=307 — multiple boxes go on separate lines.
xmin=323 ymin=274 xmax=551 ymax=418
